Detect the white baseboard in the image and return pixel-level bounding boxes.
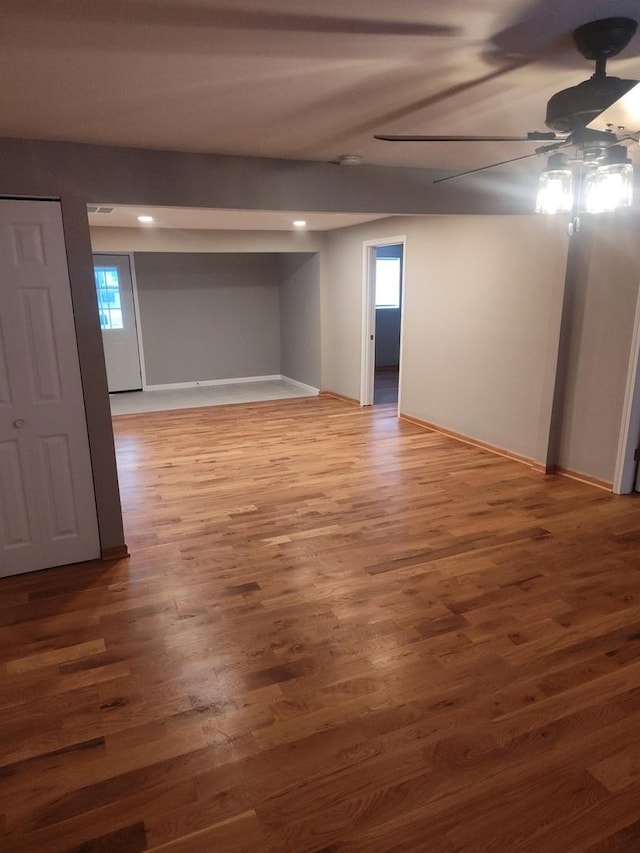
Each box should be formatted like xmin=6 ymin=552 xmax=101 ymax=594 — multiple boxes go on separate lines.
xmin=281 ymin=376 xmax=319 ymax=395
xmin=145 ymin=375 xmax=281 ymax=392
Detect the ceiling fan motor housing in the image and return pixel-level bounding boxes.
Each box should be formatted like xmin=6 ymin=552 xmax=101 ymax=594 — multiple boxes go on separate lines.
xmin=545 ymin=76 xmax=638 ymax=133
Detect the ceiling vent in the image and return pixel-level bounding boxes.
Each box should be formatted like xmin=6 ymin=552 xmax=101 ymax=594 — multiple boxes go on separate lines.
xmin=87 ymin=205 xmax=115 ymax=214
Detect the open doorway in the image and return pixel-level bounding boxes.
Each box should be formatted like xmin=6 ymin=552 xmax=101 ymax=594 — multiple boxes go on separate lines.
xmin=374 ymin=244 xmax=403 ymax=404
xmin=360 ymin=237 xmax=405 ymax=409
xmin=91 ymin=234 xmax=322 ymax=416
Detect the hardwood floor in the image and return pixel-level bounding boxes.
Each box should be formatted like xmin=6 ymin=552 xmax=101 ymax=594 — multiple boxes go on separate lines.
xmin=2 ymin=396 xmax=640 ymax=851
xmin=374 ymin=367 xmax=398 ymax=405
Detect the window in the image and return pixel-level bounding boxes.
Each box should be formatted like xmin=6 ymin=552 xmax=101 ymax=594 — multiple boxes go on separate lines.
xmin=94 ymin=266 xmax=124 ymax=330
xmin=375 ymin=257 xmax=401 ymax=309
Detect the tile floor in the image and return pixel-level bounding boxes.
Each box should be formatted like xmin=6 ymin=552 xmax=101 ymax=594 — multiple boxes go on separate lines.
xmin=109 ymin=379 xmax=317 ymax=416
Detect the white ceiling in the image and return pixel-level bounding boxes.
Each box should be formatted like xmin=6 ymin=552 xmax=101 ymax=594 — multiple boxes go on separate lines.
xmin=4 ymin=0 xmax=640 ymax=176
xmin=87 ymin=204 xmax=388 ymax=231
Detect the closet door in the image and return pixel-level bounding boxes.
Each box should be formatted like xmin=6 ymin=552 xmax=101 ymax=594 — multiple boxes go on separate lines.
xmin=0 ymin=199 xmax=100 ymax=576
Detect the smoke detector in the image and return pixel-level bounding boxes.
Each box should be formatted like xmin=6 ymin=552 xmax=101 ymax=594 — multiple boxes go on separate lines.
xmin=337 ymin=154 xmax=364 ymax=166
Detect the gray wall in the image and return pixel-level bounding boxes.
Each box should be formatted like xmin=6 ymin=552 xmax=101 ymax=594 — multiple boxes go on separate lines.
xmin=278 ymin=254 xmax=321 ymax=389
xmin=375 ymin=243 xmax=403 ymax=368
xmin=326 ymin=216 xmax=569 ymax=464
xmin=400 ymin=216 xmax=568 ymax=463
xmin=91 ymin=227 xmax=326 ymax=254
xmin=555 ymin=214 xmax=640 ymax=482
xmin=133 ymin=253 xmax=281 ymax=385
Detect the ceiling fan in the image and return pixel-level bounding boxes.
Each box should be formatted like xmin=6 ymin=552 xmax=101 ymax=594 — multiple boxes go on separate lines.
xmin=374 ymin=17 xmax=640 ymax=188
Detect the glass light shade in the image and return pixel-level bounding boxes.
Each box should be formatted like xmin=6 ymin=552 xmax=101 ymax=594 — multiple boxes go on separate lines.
xmin=594 ymin=161 xmax=633 ymax=211
xmin=581 ymin=167 xmax=605 ymax=213
xmin=535 ymin=168 xmax=574 ymax=214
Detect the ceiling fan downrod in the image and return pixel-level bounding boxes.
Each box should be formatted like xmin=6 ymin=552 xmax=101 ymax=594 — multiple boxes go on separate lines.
xmin=545 ymin=18 xmax=639 ymax=134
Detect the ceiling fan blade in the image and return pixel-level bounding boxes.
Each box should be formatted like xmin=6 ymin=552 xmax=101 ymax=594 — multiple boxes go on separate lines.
xmin=586 ymin=81 xmax=640 ymax=134
xmin=2 ymin=0 xmax=459 ymax=38
xmin=432 ymin=141 xmax=568 ymax=184
xmin=374 ymin=132 xmax=559 ymax=142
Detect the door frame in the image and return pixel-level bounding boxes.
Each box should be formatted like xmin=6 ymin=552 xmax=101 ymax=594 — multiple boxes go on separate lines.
xmin=93 ymin=251 xmax=147 ymax=390
xmin=613 ymin=281 xmax=640 ymax=493
xmin=360 ymin=236 xmax=406 ymax=410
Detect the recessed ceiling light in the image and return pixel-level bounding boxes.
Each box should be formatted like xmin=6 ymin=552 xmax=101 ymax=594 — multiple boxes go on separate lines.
xmin=137 ymin=215 xmax=154 ymax=223
xmin=293 ymin=220 xmax=307 ymax=227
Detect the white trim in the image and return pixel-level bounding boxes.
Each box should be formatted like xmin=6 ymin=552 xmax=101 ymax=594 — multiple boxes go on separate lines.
xmin=397 ymin=241 xmax=407 ymax=415
xmin=360 ymin=242 xmax=376 ymax=406
xmin=613 ymin=282 xmax=640 ymax=493
xmin=126 ymin=252 xmax=148 ymax=390
xmin=146 ymin=374 xmax=282 ymax=391
xmin=281 ymin=376 xmax=320 ymax=395
xmin=360 ymin=236 xmax=406 ymax=413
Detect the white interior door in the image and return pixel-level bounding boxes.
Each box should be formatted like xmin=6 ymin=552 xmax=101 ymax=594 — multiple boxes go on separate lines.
xmin=93 ymin=253 xmax=142 ymax=392
xmin=0 ymin=199 xmax=100 ymax=577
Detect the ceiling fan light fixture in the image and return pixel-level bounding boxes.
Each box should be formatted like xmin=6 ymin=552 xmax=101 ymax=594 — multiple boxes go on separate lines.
xmin=596 ymin=144 xmax=634 ymax=210
xmin=536 ymin=153 xmax=574 ymax=214
xmin=581 ymin=164 xmax=605 ymax=213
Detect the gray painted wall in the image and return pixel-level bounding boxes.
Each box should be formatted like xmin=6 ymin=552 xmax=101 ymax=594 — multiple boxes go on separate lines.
xmin=0 ymin=138 xmax=536 ymax=217
xmin=326 ymin=216 xmax=569 ymax=463
xmin=133 ymin=253 xmax=281 ymax=385
xmin=555 ymin=214 xmax=640 ymax=482
xmin=400 ymin=216 xmax=568 ymax=463
xmin=278 ymin=254 xmax=321 ymax=389
xmin=91 ymin=227 xmax=326 ymax=254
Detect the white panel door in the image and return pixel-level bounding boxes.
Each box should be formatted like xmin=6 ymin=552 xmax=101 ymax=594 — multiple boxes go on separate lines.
xmin=0 ymin=199 xmax=100 ymax=577
xmin=93 ymin=254 xmax=142 ymax=392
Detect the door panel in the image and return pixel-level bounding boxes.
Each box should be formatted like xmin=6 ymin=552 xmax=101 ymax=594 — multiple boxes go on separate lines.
xmin=0 ymin=199 xmax=100 ymax=577
xmin=39 ymin=435 xmax=79 ymax=539
xmin=94 ymin=254 xmax=142 ymax=393
xmin=0 ymin=322 xmax=12 ymax=406
xmin=0 ymin=440 xmax=35 ymax=552
xmin=21 ymin=288 xmax=63 ymax=400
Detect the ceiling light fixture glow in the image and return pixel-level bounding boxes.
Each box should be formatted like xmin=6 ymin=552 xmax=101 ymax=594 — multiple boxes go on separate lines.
xmin=535 ymin=153 xmax=574 ymax=214
xmin=536 ymin=145 xmax=634 ymax=219
xmin=585 ymin=144 xmax=634 ymax=212
xmin=293 ymin=220 xmax=307 ymax=227
xmin=137 ymin=215 xmax=154 ymax=223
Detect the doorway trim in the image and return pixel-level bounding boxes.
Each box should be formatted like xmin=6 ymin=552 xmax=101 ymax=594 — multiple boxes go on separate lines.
xmin=613 ymin=282 xmax=640 ymax=493
xmin=360 ymin=235 xmax=406 ymax=410
xmin=93 ymin=251 xmax=147 ymax=390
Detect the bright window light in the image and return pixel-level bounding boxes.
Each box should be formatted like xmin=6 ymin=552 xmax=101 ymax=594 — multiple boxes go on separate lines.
xmin=94 ymin=266 xmax=124 ymax=330
xmin=375 ymin=257 xmax=401 ymax=308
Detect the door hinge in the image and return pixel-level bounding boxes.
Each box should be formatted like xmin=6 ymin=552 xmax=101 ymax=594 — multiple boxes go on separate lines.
xmin=634 ymin=447 xmax=640 ymax=462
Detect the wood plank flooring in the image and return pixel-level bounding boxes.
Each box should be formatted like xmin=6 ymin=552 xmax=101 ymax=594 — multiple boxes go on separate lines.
xmin=2 ymin=396 xmax=640 ymax=851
